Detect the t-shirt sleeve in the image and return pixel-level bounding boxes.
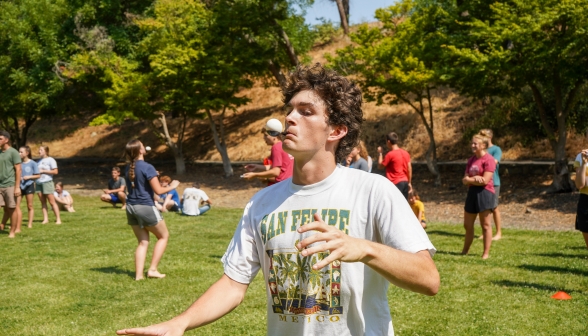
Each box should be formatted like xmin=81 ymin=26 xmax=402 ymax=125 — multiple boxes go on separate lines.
xmin=417 ymin=201 xmax=425 ymax=213
xmin=200 ymin=190 xmax=209 ymax=201
xmin=381 ymin=152 xmax=391 ymax=167
xmin=484 ymin=155 xmax=496 ymax=173
xmin=63 ymin=191 xmax=71 ymax=197
xmin=11 ymin=149 xmax=21 ymax=165
xmin=119 ymin=177 xmax=126 ymax=187
xmin=270 ymin=143 xmax=283 ymax=168
xmin=492 ymin=147 xmax=502 ymax=162
xmin=357 ymin=159 xmax=369 ymax=172
xmin=371 ymin=177 xmax=436 ymax=256
xmin=221 ymin=202 xmax=261 ymax=284
xmin=144 ymin=163 xmax=158 ymax=181
xmin=49 ymin=158 xmax=57 ymax=169
xmin=465 ymin=157 xmax=472 ymax=176
xmin=53 ymin=192 xmax=58 ymax=198
xmin=32 ymin=161 xmax=39 ymax=174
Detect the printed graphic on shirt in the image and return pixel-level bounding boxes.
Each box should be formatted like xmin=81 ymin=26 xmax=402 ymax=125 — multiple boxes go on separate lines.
xmin=260 ymin=208 xmax=350 ymax=318
xmin=469 ymin=165 xmax=480 ymax=176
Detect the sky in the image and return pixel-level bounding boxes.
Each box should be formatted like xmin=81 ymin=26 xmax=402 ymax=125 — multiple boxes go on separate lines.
xmin=303 ymin=0 xmax=396 ymax=25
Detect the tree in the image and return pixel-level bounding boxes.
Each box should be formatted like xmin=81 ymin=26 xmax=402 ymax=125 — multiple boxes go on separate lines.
xmin=331 ymin=0 xmax=349 ymax=35
xmin=439 ymin=0 xmax=588 ymax=192
xmin=0 ymin=0 xmax=70 ymax=147
xmin=328 ymin=0 xmax=445 ymax=185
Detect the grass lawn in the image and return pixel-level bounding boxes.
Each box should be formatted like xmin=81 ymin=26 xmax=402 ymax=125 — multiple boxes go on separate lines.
xmin=1 ymin=196 xmax=587 ymax=335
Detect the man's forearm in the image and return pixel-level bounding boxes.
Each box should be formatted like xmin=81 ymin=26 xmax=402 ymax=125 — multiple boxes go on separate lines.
xmin=171 ymin=274 xmax=248 ymax=331
xmin=252 ymin=167 xmax=281 ymax=179
xmin=361 ymin=242 xmax=439 ymax=296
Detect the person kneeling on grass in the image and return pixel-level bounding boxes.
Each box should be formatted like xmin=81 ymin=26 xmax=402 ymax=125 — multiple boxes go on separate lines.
xmin=53 ymin=182 xmax=75 ymax=212
xmin=181 ymin=182 xmax=211 ymax=216
xmin=155 ymin=176 xmax=180 ymax=213
xmin=100 ymin=166 xmax=127 ymax=210
xmin=408 ymin=190 xmax=426 ymax=229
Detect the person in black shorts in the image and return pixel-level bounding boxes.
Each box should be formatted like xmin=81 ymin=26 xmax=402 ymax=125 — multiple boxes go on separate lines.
xmin=19 ymin=146 xmax=39 ymax=229
xmin=124 ymin=139 xmax=179 ymax=280
xmin=461 ymin=134 xmax=496 ymax=259
xmin=100 ymin=167 xmax=127 ymax=210
xmin=574 ymin=144 xmax=588 ymax=249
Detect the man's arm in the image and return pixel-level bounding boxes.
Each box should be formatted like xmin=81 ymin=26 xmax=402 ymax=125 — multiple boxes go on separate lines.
xmin=575 ymin=151 xmax=588 ymax=189
xmin=297 ymin=214 xmax=439 ymax=296
xmin=407 ymin=160 xmax=413 ymax=192
xmin=14 ymin=163 xmax=22 ymax=197
xmin=377 ymin=146 xmax=385 ymax=170
xmin=242 ymin=167 xmax=281 ymax=180
xmin=117 ymin=274 xmax=249 ymax=335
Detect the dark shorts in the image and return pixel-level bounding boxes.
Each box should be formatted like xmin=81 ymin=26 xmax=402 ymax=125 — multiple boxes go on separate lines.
xmin=395 ymin=181 xmax=409 ymax=200
xmin=576 ymin=194 xmax=588 ymax=233
xmin=126 ymin=204 xmax=163 ymax=228
xmin=22 ymin=183 xmax=35 ymax=195
xmin=110 ymin=193 xmax=121 ymax=203
xmin=465 ymin=186 xmax=495 ymax=214
xmin=493 ymin=185 xmax=500 ymax=208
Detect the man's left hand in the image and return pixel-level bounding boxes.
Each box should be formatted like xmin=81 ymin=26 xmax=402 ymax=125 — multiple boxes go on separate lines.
xmin=14 ymin=187 xmax=21 ymax=197
xmin=296 ymin=213 xmax=367 ymax=270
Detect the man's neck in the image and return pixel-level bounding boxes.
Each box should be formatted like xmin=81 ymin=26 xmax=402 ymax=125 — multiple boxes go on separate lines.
xmin=0 ymin=144 xmax=9 ymax=151
xmin=113 ymin=176 xmax=119 ymax=181
xmin=291 ymin=151 xmax=337 ymax=186
xmin=391 ymin=144 xmax=400 ymax=150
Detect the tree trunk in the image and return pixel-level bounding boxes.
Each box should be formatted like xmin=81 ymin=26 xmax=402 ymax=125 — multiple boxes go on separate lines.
xmin=334 ymin=0 xmax=350 ymax=35
xmin=268 ymin=59 xmax=288 ymax=90
xmin=273 ymin=20 xmax=299 ymax=67
xmin=205 ymin=109 xmax=233 ymax=177
xmin=154 ymin=113 xmax=186 ymax=175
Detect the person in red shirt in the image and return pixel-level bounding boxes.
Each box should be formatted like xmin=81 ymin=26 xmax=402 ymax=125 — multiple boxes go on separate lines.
xmin=243 ymin=120 xmax=294 ymax=185
xmin=377 ymin=132 xmax=412 ymax=199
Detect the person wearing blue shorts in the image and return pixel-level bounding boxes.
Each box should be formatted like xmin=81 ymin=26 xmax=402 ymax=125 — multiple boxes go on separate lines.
xmin=100 ymin=166 xmax=127 ymax=210
xmin=124 ymin=139 xmax=179 ymax=280
xmin=154 ymin=175 xmax=180 ymax=213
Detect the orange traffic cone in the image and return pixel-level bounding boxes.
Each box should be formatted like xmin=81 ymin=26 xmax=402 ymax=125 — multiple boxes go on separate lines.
xmin=551 ymin=291 xmax=572 ymax=300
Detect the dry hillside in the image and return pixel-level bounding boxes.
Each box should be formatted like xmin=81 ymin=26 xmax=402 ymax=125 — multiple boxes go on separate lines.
xmin=24 ymin=37 xmax=588 ymax=163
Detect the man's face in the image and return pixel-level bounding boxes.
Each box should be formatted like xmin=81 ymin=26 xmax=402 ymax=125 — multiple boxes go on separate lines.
xmin=160 ymin=181 xmax=169 ymax=187
xmin=0 ymin=136 xmax=9 ymax=148
xmin=112 ymin=170 xmax=120 ymax=179
xmin=282 ymin=90 xmax=333 ymax=158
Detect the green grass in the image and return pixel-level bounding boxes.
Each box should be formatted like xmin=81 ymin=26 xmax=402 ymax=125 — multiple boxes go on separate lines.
xmin=1 ymin=196 xmax=587 ymax=335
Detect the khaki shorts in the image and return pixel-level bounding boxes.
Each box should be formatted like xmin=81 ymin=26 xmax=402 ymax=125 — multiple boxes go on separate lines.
xmin=0 ymin=186 xmax=17 ymax=208
xmin=36 ymin=181 xmax=55 ymax=195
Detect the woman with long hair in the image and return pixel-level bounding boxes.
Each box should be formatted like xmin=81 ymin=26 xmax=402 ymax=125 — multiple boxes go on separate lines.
xmin=479 ymin=129 xmax=503 ymax=240
xmin=342 ymin=141 xmax=370 ymax=172
xmin=19 ymin=146 xmax=40 ymax=228
xmin=461 ymin=134 xmax=496 ymax=259
xmin=574 ymin=129 xmax=588 ymax=249
xmin=124 ymin=139 xmax=179 ymax=280
xmin=36 ymin=146 xmax=61 ymax=224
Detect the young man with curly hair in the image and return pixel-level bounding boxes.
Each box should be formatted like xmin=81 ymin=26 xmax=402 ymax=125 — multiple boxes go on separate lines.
xmin=117 ymin=64 xmax=439 ymax=336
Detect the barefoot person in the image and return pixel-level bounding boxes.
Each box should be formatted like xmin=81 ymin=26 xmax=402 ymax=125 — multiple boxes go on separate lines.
xmin=0 ymin=130 xmax=22 ymax=238
xmin=54 ymin=182 xmax=75 ymax=212
xmin=117 ymin=64 xmax=438 ymax=336
xmin=574 ymin=130 xmax=588 ymax=249
xmin=480 ymin=129 xmax=502 ymax=240
xmin=100 ymin=167 xmax=127 ymax=209
xmin=36 ymin=146 xmax=61 ymax=224
xmin=124 ymin=139 xmax=179 ymax=280
xmin=19 ymin=146 xmax=40 ymax=228
xmin=461 ymin=134 xmax=496 ymax=259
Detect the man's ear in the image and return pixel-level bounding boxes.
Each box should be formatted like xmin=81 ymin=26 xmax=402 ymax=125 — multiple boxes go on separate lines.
xmin=328 ymin=124 xmax=348 ymax=142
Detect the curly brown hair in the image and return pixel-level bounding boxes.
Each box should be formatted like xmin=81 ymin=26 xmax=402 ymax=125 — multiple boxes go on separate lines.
xmin=282 ymin=64 xmax=363 ymax=163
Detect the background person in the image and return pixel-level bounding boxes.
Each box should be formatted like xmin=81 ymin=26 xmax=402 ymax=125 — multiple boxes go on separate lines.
xmin=342 ymin=141 xmax=369 ymax=172
xmin=377 ymin=132 xmax=412 ymax=199
xmin=155 ymin=175 xmax=180 ymax=213
xmin=408 ymin=190 xmax=427 ymax=229
xmin=461 ymin=134 xmax=496 ymax=259
xmin=242 ymin=119 xmax=294 ymax=185
xmin=574 ymin=130 xmax=588 ymax=249
xmin=54 ymin=182 xmax=75 ymax=212
xmin=0 ymin=130 xmax=22 ymax=238
xmin=480 ymin=129 xmax=503 ymax=240
xmin=124 ymin=139 xmax=179 ymax=280
xmin=181 ymin=182 xmax=211 ymax=216
xmin=19 ymin=146 xmax=39 ymax=229
xmin=36 ymin=145 xmax=61 ymax=224
xmin=100 ymin=166 xmax=127 ymax=210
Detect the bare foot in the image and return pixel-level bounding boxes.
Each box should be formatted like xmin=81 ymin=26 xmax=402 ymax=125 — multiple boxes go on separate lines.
xmin=55 ymin=221 xmax=62 ymax=225
xmin=67 ymin=207 xmax=75 ymax=213
xmin=492 ymin=234 xmax=502 ymax=241
xmin=8 ymin=233 xmax=15 ymax=238
xmin=121 ymin=205 xmax=126 ymax=210
xmin=147 ymin=270 xmax=166 ymax=279
xmin=41 ymin=221 xmax=48 ymax=224
xmin=15 ymin=229 xmax=21 ymax=233
xmin=482 ymin=254 xmax=490 ymax=259
xmin=477 ymin=235 xmax=484 ymax=239
xmin=28 ymin=225 xmax=32 ymax=228
xmin=135 ymin=276 xmax=145 ymax=281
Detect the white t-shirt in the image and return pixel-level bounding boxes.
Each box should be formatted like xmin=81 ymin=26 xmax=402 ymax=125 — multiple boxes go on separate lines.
xmin=54 ymin=190 xmax=70 ymax=199
xmin=222 ymin=166 xmax=435 ymax=336
xmin=182 ymin=188 xmax=209 ymax=216
xmin=37 ymin=157 xmax=57 ymax=183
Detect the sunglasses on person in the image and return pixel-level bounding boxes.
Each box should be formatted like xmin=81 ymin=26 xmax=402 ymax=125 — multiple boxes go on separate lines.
xmin=263 ymin=130 xmax=281 ymax=137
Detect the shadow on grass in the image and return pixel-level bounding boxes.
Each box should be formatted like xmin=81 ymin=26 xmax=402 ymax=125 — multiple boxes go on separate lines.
xmin=91 ymin=266 xmax=135 ymax=279
xmin=492 ymin=280 xmax=575 ymax=294
xmin=208 ymin=254 xmax=224 ymax=259
xmin=566 ymin=246 xmax=588 ymax=250
xmin=533 ymin=253 xmax=588 ymax=260
xmin=435 ymin=251 xmax=463 ymax=256
xmin=518 ymin=264 xmax=588 ymax=277
xmin=427 ymin=230 xmax=463 ymax=237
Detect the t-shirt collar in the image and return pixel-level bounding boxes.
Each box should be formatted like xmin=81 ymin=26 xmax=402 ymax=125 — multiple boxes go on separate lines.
xmin=287 ymin=165 xmax=342 ymax=196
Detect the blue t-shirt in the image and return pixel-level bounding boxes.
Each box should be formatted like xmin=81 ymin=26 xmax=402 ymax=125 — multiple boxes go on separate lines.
xmin=159 ymin=189 xmax=180 ymax=205
xmin=487 ymin=145 xmax=502 ymax=186
xmin=125 ymin=160 xmax=158 ymax=206
xmin=21 ymin=160 xmax=39 ymax=189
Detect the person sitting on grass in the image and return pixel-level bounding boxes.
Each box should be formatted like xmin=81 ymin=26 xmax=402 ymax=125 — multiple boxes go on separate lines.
xmin=53 ymin=182 xmax=75 ymax=212
xmin=408 ymin=190 xmax=426 ymax=229
xmin=181 ymin=182 xmax=212 ymax=216
xmin=100 ymin=166 xmax=127 ymax=210
xmin=155 ymin=175 xmax=180 ymax=213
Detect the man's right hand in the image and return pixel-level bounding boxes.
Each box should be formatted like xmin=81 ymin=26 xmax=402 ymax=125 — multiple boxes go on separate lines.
xmin=244 ymin=164 xmax=256 ymax=172
xmin=103 ymin=189 xmax=109 ymax=194
xmin=377 ymin=146 xmax=383 ymax=153
xmin=116 ymin=321 xmax=185 ymax=336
